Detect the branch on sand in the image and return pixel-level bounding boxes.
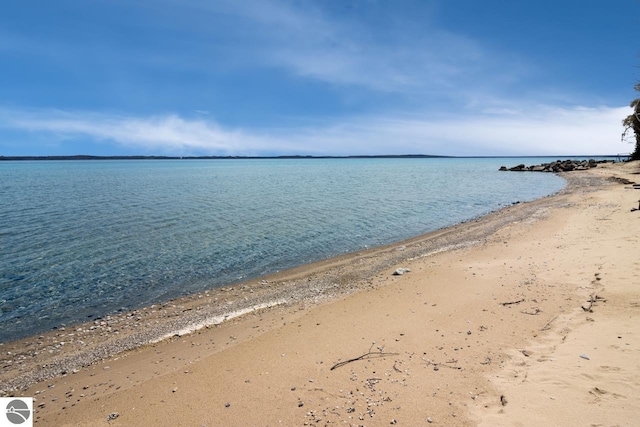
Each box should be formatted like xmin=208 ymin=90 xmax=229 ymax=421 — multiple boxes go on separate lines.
xmin=421 ymin=357 xmax=462 ymax=370
xmin=540 ymin=315 xmax=558 ymax=331
xmin=330 ymin=344 xmax=399 ymax=371
xmin=581 ymin=293 xmax=606 ymax=312
xmin=500 ymin=298 xmax=525 ymax=306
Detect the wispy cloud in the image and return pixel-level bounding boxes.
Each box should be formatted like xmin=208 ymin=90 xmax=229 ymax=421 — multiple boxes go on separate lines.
xmin=134 ymin=0 xmax=528 ymax=100
xmin=0 ymin=109 xmax=292 ymax=156
xmin=236 ymin=1 xmax=513 ymax=96
xmin=0 ymin=105 xmax=630 ymax=156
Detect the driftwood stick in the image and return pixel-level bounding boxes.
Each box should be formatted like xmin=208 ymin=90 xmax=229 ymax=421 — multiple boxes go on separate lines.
xmin=540 ymin=315 xmax=558 ymax=331
xmin=420 ymin=357 xmax=462 ymax=370
xmin=501 ymin=298 xmax=525 ymax=306
xmin=581 ymin=294 xmax=595 ymax=312
xmin=330 ymin=351 xmax=399 ymax=371
xmin=581 ymin=293 xmax=606 ymax=312
xmin=436 ymin=363 xmax=462 ymax=370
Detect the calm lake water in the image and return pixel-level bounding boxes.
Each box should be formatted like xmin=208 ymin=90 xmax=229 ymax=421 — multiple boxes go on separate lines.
xmin=0 ymin=157 xmax=572 ymax=342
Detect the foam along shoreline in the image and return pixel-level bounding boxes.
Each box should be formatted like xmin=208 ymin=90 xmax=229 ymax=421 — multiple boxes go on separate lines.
xmin=0 ymin=169 xmax=580 ymax=395
xmin=2 ymin=161 xmax=640 ymax=426
xmin=148 ymin=299 xmax=288 ymax=344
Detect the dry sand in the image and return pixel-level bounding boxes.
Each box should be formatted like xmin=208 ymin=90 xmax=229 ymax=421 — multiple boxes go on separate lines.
xmin=2 ymin=161 xmax=639 ymax=426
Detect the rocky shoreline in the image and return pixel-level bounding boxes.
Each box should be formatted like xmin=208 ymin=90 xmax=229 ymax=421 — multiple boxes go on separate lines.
xmin=500 ymin=158 xmax=613 ymax=172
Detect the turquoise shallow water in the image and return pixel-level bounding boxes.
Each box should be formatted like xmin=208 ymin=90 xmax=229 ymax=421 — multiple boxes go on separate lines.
xmin=0 ymin=157 xmax=571 ymax=342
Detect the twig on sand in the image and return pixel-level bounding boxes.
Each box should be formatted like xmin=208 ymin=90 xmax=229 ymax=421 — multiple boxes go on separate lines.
xmin=540 ymin=315 xmax=558 ymax=331
xmin=331 ymin=346 xmax=399 ymax=371
xmin=420 ymin=357 xmax=462 ymax=370
xmin=501 ymin=298 xmax=525 ymax=306
xmin=521 ymin=308 xmax=542 ymax=315
xmin=581 ymin=293 xmax=606 ymax=312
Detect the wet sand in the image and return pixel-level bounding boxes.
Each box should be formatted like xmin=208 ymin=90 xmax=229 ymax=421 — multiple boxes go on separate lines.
xmin=2 ymin=161 xmax=639 ymax=426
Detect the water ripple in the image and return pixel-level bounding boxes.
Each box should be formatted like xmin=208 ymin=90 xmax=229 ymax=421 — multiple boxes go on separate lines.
xmin=0 ymin=158 xmax=566 ymax=341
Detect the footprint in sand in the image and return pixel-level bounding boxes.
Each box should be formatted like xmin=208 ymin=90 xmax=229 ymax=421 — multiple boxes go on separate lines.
xmin=588 ymin=386 xmax=625 ymax=403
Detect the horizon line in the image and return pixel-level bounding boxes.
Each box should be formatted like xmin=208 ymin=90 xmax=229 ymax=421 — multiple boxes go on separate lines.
xmin=0 ymin=154 xmax=627 ymax=161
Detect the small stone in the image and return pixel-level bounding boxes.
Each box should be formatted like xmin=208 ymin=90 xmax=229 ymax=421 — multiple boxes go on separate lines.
xmin=298 ymin=401 xmax=304 ymax=407
xmin=107 ymin=412 xmax=119 ymax=421
xmin=579 ymin=354 xmax=590 ymax=360
xmin=500 ymin=395 xmax=508 ymax=406
xmin=225 ymin=402 xmax=230 ymax=408
xmin=393 ymin=268 xmax=411 ymax=276
xmin=427 ymin=417 xmax=433 ymax=423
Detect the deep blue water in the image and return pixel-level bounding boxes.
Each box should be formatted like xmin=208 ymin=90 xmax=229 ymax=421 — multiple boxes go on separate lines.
xmin=0 ymin=157 xmax=573 ymax=342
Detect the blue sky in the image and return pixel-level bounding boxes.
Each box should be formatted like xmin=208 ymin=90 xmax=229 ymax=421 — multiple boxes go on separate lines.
xmin=0 ymin=0 xmax=638 ymax=156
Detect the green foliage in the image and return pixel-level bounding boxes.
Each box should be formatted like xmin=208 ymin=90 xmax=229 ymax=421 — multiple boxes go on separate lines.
xmin=622 ymin=83 xmax=640 ymax=159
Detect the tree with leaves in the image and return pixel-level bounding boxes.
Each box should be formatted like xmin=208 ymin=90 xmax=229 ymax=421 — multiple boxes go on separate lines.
xmin=622 ymin=82 xmax=640 ymax=160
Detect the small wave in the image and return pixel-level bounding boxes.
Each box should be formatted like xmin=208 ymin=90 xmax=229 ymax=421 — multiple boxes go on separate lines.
xmin=149 ymin=298 xmax=287 ymax=343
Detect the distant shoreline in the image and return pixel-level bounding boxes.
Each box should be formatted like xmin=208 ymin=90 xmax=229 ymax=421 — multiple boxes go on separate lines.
xmin=0 ymin=154 xmax=622 ymax=161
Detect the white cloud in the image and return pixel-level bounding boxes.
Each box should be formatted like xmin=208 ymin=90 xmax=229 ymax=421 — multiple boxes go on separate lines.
xmin=0 ymin=105 xmax=631 ymax=156
xmin=284 ymin=105 xmax=631 ymax=156
xmin=0 ymin=109 xmax=290 ymax=155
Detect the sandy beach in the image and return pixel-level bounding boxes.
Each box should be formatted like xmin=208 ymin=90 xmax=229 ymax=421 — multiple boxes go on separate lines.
xmin=2 ymin=160 xmax=639 ymax=426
